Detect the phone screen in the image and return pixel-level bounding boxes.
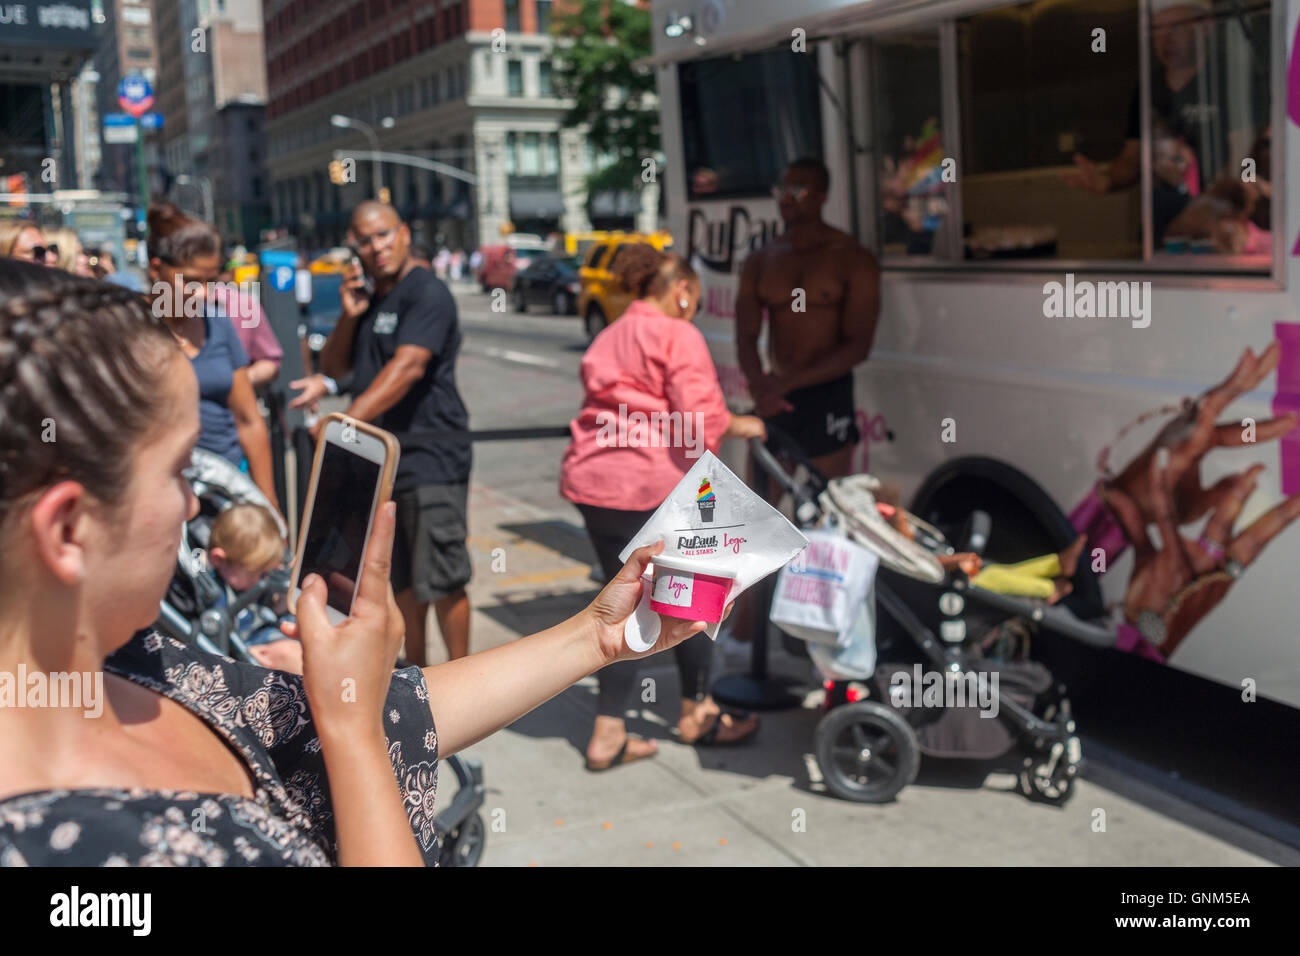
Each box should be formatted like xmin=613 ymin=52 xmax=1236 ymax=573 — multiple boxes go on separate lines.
xmin=300 ymin=440 xmax=383 ymax=614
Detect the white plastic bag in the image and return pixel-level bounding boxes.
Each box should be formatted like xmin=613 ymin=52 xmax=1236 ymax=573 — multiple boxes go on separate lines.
xmin=770 ymin=528 xmax=878 ymax=647
xmin=806 ymin=591 xmax=878 ymax=682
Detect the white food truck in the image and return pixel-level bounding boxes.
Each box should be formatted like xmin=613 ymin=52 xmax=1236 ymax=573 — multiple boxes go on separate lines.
xmin=646 ymin=0 xmax=1300 ymax=709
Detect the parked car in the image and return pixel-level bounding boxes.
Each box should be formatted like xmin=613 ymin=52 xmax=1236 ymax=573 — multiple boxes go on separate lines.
xmin=513 ymin=255 xmax=581 ymax=314
xmin=577 ymin=237 xmax=671 ymax=341
xmin=478 ymin=237 xmax=551 ymax=293
xmin=300 ymin=271 xmax=343 ymax=373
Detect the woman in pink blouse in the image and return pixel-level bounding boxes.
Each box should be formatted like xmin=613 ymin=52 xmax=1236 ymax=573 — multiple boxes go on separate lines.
xmin=561 ymin=245 xmax=767 ymax=770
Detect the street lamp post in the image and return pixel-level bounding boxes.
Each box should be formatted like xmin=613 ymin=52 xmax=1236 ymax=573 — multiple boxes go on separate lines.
xmin=331 ymin=114 xmax=395 ymax=200
xmin=175 ymin=174 xmax=214 ymax=224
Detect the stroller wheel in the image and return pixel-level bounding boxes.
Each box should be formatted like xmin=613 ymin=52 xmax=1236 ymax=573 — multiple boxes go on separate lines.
xmin=439 ymin=812 xmax=487 ymax=867
xmin=814 ymin=702 xmax=920 ymax=803
xmin=1018 ymin=742 xmax=1079 ymax=806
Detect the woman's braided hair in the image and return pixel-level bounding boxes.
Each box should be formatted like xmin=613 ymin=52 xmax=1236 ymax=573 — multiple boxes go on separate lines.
xmin=0 ymin=258 xmax=176 ymax=538
xmin=609 ymin=243 xmax=697 ymax=300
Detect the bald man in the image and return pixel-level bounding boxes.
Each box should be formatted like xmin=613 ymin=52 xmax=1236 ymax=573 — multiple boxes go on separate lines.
xmin=315 ymin=201 xmax=473 ymax=666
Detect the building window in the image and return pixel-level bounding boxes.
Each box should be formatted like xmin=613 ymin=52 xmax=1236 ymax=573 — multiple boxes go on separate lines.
xmin=506 ymin=132 xmax=518 ymax=174
xmin=507 ymin=60 xmax=523 ymax=96
xmin=521 ymin=132 xmax=541 ymax=175
xmin=505 ymin=0 xmax=520 ymax=32
xmin=537 ymin=0 xmax=553 ymax=34
xmin=543 ymin=133 xmax=559 ymax=175
xmin=539 ymin=61 xmax=552 ymax=97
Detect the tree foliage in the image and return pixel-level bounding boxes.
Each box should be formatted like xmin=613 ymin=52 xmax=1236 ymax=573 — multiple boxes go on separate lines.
xmin=550 ymin=0 xmax=660 ymax=196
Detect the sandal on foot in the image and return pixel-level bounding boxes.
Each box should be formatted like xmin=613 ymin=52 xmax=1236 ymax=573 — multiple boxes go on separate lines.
xmin=684 ymin=710 xmax=759 ymax=747
xmin=584 ymin=737 xmax=656 ymax=772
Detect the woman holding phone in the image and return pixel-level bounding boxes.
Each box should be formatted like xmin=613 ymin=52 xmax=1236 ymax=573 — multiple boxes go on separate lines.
xmin=144 ymin=202 xmax=281 ymax=517
xmin=0 ymin=259 xmax=714 ymax=865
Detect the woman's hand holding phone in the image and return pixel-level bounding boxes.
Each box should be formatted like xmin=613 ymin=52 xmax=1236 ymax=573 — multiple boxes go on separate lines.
xmin=280 ymin=499 xmax=405 ymax=744
xmin=584 ymin=539 xmax=734 ymax=665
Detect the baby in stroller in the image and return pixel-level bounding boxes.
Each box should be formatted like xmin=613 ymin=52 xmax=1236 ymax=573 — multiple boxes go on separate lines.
xmin=207 ymin=503 xmax=303 ymax=673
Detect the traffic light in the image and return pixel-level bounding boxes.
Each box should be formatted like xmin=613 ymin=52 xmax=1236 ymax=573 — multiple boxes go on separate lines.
xmin=328 ymin=160 xmax=345 ymax=185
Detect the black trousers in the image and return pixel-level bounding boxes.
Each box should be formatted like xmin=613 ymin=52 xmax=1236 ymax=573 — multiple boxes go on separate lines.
xmin=576 ymin=502 xmax=714 ymax=717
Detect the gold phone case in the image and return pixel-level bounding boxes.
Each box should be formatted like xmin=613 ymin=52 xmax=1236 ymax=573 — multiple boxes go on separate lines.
xmin=287 ymin=412 xmax=400 ymax=616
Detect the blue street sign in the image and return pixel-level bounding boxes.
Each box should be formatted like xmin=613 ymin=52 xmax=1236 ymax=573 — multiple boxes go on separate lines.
xmin=270 ymin=265 xmax=295 ymax=292
xmin=103 ymin=113 xmax=137 ymax=144
xmin=140 ymin=112 xmax=164 ymax=130
xmin=117 ymin=74 xmax=154 ymax=117
xmin=260 ymin=249 xmax=298 ymax=270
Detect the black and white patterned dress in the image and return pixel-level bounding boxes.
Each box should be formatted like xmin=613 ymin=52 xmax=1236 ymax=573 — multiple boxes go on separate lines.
xmin=0 ymin=631 xmax=441 ymax=866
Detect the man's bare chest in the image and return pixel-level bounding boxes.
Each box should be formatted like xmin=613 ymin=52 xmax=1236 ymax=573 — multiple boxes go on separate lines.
xmin=756 ymin=250 xmax=848 ymax=310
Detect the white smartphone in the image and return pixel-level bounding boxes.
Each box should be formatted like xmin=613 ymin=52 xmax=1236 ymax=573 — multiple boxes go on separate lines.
xmin=289 ymin=413 xmax=400 ymax=625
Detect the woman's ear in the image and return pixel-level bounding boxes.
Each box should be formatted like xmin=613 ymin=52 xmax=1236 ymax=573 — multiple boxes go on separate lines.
xmin=26 ymin=482 xmax=94 ymax=587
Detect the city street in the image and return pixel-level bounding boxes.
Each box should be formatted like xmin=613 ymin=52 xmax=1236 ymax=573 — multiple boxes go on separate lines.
xmin=431 ymin=289 xmax=1300 ymax=867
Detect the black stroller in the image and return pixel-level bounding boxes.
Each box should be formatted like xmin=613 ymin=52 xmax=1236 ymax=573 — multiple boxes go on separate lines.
xmin=750 ymin=429 xmax=1115 ymax=807
xmin=153 ymin=447 xmax=488 ymax=866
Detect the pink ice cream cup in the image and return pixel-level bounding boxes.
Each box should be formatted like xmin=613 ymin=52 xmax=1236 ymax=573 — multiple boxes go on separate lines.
xmin=648 ymin=554 xmax=735 ymax=623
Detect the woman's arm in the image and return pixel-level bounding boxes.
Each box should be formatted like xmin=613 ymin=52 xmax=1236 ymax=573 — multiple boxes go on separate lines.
xmin=421 ymin=609 xmax=605 ymax=759
xmin=245 ymin=358 xmax=280 ymax=389
xmin=662 ymin=325 xmax=733 ymax=453
xmin=318 ymin=723 xmax=423 ymax=866
xmin=423 ymin=541 xmax=711 ymax=758
xmin=228 ymin=368 xmax=280 ymax=515
xmin=723 ymin=413 xmax=766 ymax=440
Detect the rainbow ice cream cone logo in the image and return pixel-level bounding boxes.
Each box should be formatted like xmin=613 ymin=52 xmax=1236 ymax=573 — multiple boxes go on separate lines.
xmin=696 ymin=477 xmax=716 ymax=522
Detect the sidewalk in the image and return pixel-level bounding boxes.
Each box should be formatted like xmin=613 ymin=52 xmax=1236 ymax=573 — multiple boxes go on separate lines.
xmin=428 ymin=481 xmax=1279 ymax=867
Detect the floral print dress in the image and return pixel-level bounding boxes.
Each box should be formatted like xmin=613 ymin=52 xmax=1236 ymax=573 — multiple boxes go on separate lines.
xmin=0 ymin=631 xmax=441 ymax=866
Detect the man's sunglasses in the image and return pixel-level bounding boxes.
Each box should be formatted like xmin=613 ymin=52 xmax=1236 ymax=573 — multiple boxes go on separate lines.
xmin=771 ymin=185 xmax=810 ymax=202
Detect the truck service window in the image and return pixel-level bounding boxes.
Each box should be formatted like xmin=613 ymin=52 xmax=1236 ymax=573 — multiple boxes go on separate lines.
xmin=678 ymin=48 xmax=824 ymax=201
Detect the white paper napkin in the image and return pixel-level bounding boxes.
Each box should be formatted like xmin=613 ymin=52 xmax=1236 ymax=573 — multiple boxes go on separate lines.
xmin=618 ymin=450 xmax=808 ymax=649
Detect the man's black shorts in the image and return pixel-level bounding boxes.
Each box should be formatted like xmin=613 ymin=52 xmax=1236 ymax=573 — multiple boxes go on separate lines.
xmin=391 ymin=481 xmax=472 ymax=602
xmin=763 ymin=374 xmax=860 ymax=458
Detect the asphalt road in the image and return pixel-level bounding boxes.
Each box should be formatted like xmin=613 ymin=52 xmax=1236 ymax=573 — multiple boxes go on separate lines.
xmin=454 ymin=287 xmax=588 ymax=513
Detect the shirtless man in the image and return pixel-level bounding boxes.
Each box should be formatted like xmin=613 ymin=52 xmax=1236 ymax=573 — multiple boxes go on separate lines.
xmin=736 ymin=157 xmax=880 ymax=478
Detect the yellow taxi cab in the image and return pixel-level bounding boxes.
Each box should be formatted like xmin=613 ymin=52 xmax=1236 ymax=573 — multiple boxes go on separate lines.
xmin=576 ymin=232 xmax=674 ymax=341
xmin=310 ymin=248 xmax=352 ymax=275
xmin=232 ymin=261 xmax=259 ymax=286
xmin=562 ymin=229 xmax=672 ymax=259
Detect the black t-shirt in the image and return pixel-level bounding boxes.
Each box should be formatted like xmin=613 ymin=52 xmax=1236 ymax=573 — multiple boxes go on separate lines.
xmin=349 ymin=266 xmax=471 ymax=489
xmin=1126 ymin=69 xmax=1225 ymax=189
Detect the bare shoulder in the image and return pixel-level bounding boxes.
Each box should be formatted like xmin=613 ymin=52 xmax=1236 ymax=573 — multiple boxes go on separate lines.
xmin=820 ymin=225 xmax=877 ymax=270
xmin=749 ymin=238 xmax=783 ymax=266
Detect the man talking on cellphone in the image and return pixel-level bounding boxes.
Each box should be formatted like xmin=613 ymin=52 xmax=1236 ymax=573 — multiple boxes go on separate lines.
xmin=304 ymin=200 xmax=473 ymax=666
